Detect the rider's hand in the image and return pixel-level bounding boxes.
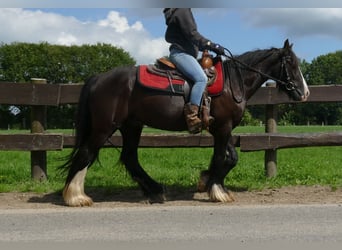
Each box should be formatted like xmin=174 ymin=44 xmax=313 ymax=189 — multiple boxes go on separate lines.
xmin=207 ymin=41 xmax=225 ymax=55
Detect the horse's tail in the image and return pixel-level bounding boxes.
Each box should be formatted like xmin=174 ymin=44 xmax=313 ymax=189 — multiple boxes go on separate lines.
xmin=60 ymin=75 xmax=97 ymax=174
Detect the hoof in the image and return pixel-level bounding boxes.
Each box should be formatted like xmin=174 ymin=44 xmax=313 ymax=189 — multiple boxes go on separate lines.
xmin=147 ymin=192 xmax=166 ymax=204
xmin=63 ymin=167 xmax=92 ymax=207
xmin=63 ymin=185 xmax=93 ymax=207
xmin=148 ymin=195 xmax=166 ymax=204
xmin=65 ymin=195 xmax=94 ymax=207
xmin=142 ymin=184 xmax=166 ymax=204
xmin=209 ymin=184 xmax=235 ymax=203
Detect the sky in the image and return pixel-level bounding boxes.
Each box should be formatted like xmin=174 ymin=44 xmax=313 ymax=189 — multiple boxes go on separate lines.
xmin=0 ymin=2 xmax=341 ymax=65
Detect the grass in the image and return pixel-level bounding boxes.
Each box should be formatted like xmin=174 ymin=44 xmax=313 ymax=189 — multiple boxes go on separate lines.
xmin=0 ymin=126 xmax=341 ymax=193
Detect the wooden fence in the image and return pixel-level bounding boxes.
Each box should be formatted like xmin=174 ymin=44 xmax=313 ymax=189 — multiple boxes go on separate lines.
xmin=1 ymin=80 xmax=342 ymax=180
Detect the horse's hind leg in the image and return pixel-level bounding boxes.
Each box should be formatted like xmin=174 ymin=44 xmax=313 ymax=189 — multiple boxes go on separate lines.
xmin=63 ymin=132 xmax=110 ymax=207
xmin=63 ymin=161 xmax=93 ymax=207
xmin=120 ymin=124 xmax=165 ymax=203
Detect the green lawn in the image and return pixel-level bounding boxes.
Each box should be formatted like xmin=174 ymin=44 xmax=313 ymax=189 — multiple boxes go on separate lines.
xmin=0 ymin=126 xmax=341 ymax=193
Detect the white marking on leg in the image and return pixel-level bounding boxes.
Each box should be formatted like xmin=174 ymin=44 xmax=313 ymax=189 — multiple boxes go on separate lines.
xmin=63 ymin=167 xmax=93 ymax=207
xmin=209 ymin=184 xmax=234 ymax=203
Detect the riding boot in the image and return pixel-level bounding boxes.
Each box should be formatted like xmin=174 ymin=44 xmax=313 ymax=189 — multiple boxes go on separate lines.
xmin=184 ymin=103 xmax=202 ymax=134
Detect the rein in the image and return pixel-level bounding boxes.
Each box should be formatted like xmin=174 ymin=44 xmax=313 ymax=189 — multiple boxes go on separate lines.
xmin=223 ymin=47 xmax=297 ymax=91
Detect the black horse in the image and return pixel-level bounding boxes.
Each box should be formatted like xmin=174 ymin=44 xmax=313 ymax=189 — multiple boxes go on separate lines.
xmin=61 ymin=39 xmax=309 ymax=206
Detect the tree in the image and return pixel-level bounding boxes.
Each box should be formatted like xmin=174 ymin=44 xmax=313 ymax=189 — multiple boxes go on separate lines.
xmin=248 ymin=53 xmax=342 ymax=126
xmin=0 ymin=42 xmax=135 ymax=83
xmin=307 ymin=51 xmax=342 ymax=85
xmin=303 ymin=52 xmax=342 ymax=125
xmin=0 ymin=42 xmax=136 ymax=129
xmin=277 ymin=52 xmax=342 ymax=125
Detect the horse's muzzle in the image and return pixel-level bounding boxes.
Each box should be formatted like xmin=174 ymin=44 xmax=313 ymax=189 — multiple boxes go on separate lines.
xmin=301 ymin=88 xmax=310 ymax=102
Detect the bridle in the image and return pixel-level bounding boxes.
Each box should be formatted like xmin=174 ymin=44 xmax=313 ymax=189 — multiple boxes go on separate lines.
xmin=279 ymin=55 xmax=298 ymax=91
xmin=223 ymin=47 xmax=298 ymax=92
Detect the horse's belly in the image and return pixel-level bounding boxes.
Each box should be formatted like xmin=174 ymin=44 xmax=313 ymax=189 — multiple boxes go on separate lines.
xmin=133 ymin=95 xmax=187 ymax=131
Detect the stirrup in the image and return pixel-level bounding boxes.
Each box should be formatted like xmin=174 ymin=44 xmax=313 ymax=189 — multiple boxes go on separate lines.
xmin=201 ymin=96 xmax=214 ymax=130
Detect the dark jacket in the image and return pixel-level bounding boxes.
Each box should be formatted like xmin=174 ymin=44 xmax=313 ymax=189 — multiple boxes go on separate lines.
xmin=164 ymin=8 xmax=210 ymax=58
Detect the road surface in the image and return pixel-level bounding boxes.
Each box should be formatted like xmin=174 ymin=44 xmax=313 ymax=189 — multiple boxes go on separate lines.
xmin=1 ymin=204 xmax=341 ymax=249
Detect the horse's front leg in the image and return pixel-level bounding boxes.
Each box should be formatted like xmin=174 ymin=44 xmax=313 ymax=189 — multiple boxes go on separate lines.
xmin=198 ymin=135 xmax=237 ymax=202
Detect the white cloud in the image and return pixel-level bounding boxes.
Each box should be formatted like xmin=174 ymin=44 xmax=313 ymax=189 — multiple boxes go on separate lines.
xmin=0 ymin=8 xmax=169 ymax=64
xmin=57 ymin=32 xmax=78 ymax=44
xmin=98 ymin=11 xmax=143 ymax=33
xmin=242 ymin=8 xmax=342 ymax=40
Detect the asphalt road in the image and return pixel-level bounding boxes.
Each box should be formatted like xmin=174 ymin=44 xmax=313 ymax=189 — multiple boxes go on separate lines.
xmin=1 ymin=204 xmax=341 ymax=249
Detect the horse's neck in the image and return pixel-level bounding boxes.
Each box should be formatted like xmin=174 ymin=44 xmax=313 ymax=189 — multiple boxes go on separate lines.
xmin=243 ymin=72 xmax=269 ymax=101
xmin=241 ymin=57 xmax=277 ymax=101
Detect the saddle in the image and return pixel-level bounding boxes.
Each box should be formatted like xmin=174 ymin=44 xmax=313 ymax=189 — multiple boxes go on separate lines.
xmin=137 ymin=55 xmax=224 ymax=98
xmin=137 ymin=53 xmax=224 ymax=130
xmin=154 ymin=57 xmax=218 ymax=87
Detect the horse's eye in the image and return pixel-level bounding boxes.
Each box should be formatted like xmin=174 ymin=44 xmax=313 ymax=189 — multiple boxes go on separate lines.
xmin=285 ymin=56 xmax=293 ymax=63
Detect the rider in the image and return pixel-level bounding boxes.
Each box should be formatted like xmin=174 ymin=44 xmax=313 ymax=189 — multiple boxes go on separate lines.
xmin=163 ymin=8 xmax=225 ymax=134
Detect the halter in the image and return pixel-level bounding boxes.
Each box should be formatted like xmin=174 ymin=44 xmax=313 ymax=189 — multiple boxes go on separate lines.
xmin=223 ymin=48 xmax=298 ymax=92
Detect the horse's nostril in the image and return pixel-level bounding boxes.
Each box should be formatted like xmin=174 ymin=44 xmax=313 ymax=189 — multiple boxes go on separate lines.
xmin=301 ymin=92 xmax=310 ymax=102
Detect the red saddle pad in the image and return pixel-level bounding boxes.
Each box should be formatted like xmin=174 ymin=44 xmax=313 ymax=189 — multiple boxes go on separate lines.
xmin=138 ymin=60 xmax=224 ymax=96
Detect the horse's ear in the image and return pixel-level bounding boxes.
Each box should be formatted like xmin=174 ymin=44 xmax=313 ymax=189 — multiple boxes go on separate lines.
xmin=283 ymin=39 xmax=293 ymax=49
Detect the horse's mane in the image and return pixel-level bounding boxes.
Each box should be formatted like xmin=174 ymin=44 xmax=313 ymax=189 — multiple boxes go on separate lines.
xmin=224 ymin=47 xmax=280 ymax=67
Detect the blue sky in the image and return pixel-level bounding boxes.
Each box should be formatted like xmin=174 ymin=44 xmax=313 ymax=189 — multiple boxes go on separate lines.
xmin=0 ymin=6 xmax=341 ymax=65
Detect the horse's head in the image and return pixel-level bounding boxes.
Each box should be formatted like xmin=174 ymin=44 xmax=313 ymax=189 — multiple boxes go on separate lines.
xmin=275 ymin=39 xmax=310 ymax=102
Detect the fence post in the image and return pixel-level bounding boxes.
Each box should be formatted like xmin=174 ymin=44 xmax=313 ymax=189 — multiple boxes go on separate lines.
xmin=30 ymin=78 xmax=47 ymax=181
xmin=264 ymin=83 xmax=278 ymax=178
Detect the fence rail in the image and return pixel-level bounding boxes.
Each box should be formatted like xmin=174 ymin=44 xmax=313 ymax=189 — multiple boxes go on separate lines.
xmin=1 ymin=82 xmax=342 ymax=106
xmin=2 ymin=132 xmax=342 ymax=151
xmin=1 ymin=81 xmax=342 ymax=180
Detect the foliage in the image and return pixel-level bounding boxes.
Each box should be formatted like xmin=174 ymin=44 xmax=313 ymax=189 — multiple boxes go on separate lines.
xmin=0 ymin=42 xmax=136 ymax=129
xmin=240 ymin=109 xmax=261 ymax=126
xmin=254 ymin=53 xmax=342 ymax=126
xmin=302 ymin=53 xmax=342 ymax=125
xmin=0 ymin=42 xmax=135 ymax=83
xmin=247 ymin=52 xmax=342 ymax=126
xmin=305 ymin=51 xmax=342 ymax=85
xmin=297 ymin=52 xmax=342 ymax=125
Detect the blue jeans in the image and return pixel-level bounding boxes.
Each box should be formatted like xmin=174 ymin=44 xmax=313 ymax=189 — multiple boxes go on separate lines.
xmin=169 ymin=48 xmax=208 ymax=106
